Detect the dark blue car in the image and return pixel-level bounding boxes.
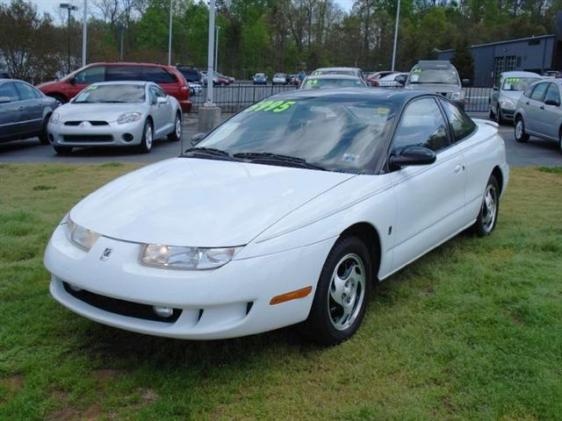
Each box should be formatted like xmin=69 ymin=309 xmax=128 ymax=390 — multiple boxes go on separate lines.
xmin=0 ymin=78 xmax=59 ymax=144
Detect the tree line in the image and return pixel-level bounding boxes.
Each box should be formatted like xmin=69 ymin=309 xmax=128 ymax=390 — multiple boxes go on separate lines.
xmin=1 ymin=0 xmax=560 ymax=84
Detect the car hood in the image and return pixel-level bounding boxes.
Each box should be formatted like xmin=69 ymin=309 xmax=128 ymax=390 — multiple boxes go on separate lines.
xmin=406 ymin=83 xmax=460 ymax=93
xmin=70 ymin=158 xmax=354 ymax=247
xmin=500 ymin=90 xmax=523 ymax=102
xmin=56 ymin=103 xmax=147 ymax=122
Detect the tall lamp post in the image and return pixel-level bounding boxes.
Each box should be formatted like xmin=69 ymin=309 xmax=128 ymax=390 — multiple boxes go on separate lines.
xmin=82 ymin=0 xmax=87 ymax=67
xmin=391 ymin=0 xmax=401 ymax=72
xmin=167 ymin=0 xmax=173 ymax=65
xmin=214 ymin=25 xmax=220 ymax=74
xmin=60 ymin=3 xmax=78 ymax=73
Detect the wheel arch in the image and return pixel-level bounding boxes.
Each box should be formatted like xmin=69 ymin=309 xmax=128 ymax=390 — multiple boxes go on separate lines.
xmin=339 ymin=222 xmax=382 ymax=282
xmin=491 ymin=165 xmax=504 ymax=195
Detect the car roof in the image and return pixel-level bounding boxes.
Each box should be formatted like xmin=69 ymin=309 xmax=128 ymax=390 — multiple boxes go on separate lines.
xmin=89 ymin=81 xmax=149 ymax=87
xmin=314 ymin=67 xmax=361 ymax=71
xmin=270 ymin=87 xmax=432 ymax=104
xmin=306 ymin=74 xmax=363 ymax=80
xmin=500 ymin=71 xmax=542 ymax=78
xmin=85 ymin=62 xmax=173 ymax=68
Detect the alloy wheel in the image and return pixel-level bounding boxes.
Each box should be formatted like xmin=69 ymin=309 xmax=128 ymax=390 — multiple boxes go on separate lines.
xmin=481 ymin=184 xmax=497 ymax=234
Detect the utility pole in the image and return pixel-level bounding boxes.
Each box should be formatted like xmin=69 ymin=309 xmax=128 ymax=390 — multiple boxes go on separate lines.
xmin=60 ymin=3 xmax=78 ymax=73
xmin=168 ymin=0 xmax=173 ymax=65
xmin=82 ymin=0 xmax=87 ymax=67
xmin=391 ymin=0 xmax=401 ymax=72
xmin=214 ymin=26 xmax=220 ymax=74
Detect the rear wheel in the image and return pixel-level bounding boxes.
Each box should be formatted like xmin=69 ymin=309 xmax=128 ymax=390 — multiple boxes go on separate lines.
xmin=53 ymin=145 xmax=73 ymax=155
xmin=167 ymin=112 xmax=182 ymax=142
xmin=299 ymin=236 xmax=371 ymax=345
xmin=559 ymin=129 xmax=562 ymax=155
xmin=138 ymin=120 xmax=153 ymax=153
xmin=472 ymin=175 xmax=500 ymax=237
xmin=495 ymin=106 xmax=505 ymax=125
xmin=514 ymin=117 xmax=529 ymax=143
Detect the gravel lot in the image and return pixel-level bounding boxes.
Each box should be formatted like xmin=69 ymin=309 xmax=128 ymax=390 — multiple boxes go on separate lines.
xmin=1 ymin=114 xmax=561 ymax=167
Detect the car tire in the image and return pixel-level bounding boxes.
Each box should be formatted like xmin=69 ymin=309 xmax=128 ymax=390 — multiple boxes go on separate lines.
xmin=514 ymin=116 xmax=529 ymax=143
xmin=39 ymin=114 xmax=51 ymax=145
xmin=299 ymin=236 xmax=372 ymax=345
xmin=472 ymin=175 xmax=500 ymax=237
xmin=138 ymin=119 xmax=153 ymax=153
xmin=53 ymin=145 xmax=73 ymax=155
xmin=167 ymin=112 xmax=182 ymax=142
xmin=495 ymin=107 xmax=505 ymax=125
xmin=559 ymin=129 xmax=562 ymax=155
xmin=489 ymin=107 xmax=495 ymax=121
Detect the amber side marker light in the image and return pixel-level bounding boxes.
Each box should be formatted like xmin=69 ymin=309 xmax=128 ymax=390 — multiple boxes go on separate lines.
xmin=269 ymin=286 xmax=313 ymax=305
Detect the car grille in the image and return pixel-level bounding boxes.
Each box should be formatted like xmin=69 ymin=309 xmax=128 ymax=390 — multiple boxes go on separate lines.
xmin=64 ymin=121 xmax=109 ymax=126
xmin=63 ymin=282 xmax=182 ymax=323
xmin=63 ymin=135 xmax=113 ymax=143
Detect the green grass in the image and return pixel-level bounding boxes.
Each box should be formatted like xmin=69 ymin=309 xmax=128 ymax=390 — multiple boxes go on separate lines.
xmin=1 ymin=164 xmax=561 ymax=420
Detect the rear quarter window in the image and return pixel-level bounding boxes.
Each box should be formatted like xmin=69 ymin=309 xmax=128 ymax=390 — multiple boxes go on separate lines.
xmin=143 ymin=67 xmax=177 ymax=83
xmin=440 ymin=99 xmax=476 ymax=142
xmin=106 ymin=66 xmax=143 ymax=81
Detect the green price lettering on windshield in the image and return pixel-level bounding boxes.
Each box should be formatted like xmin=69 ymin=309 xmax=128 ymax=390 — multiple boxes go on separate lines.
xmin=248 ymin=100 xmax=296 ymax=113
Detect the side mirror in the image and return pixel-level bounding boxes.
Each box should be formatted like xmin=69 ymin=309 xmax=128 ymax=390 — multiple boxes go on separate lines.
xmin=395 ymin=74 xmax=407 ymax=86
xmin=492 ymin=86 xmax=498 ymax=91
xmin=462 ymin=78 xmax=471 ymax=87
xmin=389 ymin=146 xmax=436 ymax=170
xmin=0 ymin=96 xmax=11 ymax=103
xmin=157 ymin=96 xmax=167 ymax=104
xmin=191 ymin=132 xmax=206 ymax=146
xmin=545 ymin=99 xmax=560 ymax=107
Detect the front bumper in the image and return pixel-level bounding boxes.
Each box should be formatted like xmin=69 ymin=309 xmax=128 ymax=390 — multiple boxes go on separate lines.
xmin=48 ymin=120 xmax=145 ymax=147
xmin=500 ymin=108 xmax=515 ymax=120
xmin=44 ymin=224 xmax=333 ymax=340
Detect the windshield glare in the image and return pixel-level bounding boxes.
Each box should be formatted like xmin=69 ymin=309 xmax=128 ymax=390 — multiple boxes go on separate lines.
xmin=409 ymin=66 xmax=459 ymax=85
xmin=502 ymin=77 xmax=540 ymax=91
xmin=196 ymin=97 xmax=395 ymax=173
xmin=74 ymin=85 xmax=145 ymax=103
xmin=302 ymin=78 xmax=365 ymax=89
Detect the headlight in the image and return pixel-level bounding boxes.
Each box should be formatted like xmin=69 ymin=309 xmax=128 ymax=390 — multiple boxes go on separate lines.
xmin=64 ymin=216 xmax=99 ymax=251
xmin=50 ymin=112 xmax=61 ymax=124
xmin=499 ymin=98 xmax=515 ymax=109
xmin=117 ymin=112 xmax=142 ymax=124
xmin=141 ymin=244 xmax=242 ymax=270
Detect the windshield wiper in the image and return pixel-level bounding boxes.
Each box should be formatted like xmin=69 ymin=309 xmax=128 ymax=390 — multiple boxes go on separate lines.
xmin=233 ymin=152 xmax=326 ymax=171
xmin=182 ymin=147 xmax=237 ymax=161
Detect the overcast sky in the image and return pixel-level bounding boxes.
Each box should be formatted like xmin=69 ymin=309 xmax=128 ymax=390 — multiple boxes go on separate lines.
xmin=11 ymin=0 xmax=353 ymax=23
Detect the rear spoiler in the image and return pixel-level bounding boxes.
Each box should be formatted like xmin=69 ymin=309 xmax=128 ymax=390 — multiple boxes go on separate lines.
xmin=473 ymin=118 xmax=499 ymax=129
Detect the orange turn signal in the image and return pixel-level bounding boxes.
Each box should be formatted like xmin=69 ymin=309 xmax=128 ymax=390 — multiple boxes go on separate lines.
xmin=269 ymin=286 xmax=313 ymax=305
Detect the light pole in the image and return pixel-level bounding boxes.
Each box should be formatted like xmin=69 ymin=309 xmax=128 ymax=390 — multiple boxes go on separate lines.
xmin=214 ymin=25 xmax=220 ymax=74
xmin=205 ymin=0 xmax=216 ymax=105
xmin=167 ymin=0 xmax=173 ymax=65
xmin=391 ymin=0 xmax=401 ymax=72
xmin=82 ymin=0 xmax=87 ymax=67
xmin=60 ymin=3 xmax=78 ymax=73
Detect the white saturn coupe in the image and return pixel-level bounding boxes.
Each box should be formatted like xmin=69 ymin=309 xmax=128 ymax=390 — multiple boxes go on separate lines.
xmin=45 ymin=89 xmax=509 ymax=345
xmin=47 ymin=81 xmax=182 ymax=155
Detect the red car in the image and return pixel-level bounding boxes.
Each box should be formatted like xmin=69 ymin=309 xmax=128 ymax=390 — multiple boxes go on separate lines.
xmin=37 ymin=62 xmax=191 ymax=113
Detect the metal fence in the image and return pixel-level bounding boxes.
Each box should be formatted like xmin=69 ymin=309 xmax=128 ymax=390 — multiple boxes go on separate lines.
xmin=190 ymin=85 xmax=492 ymax=114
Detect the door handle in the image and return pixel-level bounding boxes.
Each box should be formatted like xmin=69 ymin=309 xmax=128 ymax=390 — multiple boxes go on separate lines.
xmin=454 ymin=164 xmax=463 ymax=174
xmin=18 ymin=106 xmax=24 ymax=111
xmin=540 ymin=105 xmax=545 ymax=110
xmin=525 ymin=101 xmax=530 ymax=105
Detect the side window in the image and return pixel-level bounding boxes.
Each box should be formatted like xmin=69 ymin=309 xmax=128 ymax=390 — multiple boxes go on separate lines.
xmin=530 ymin=83 xmax=548 ymax=101
xmin=150 ymin=86 xmax=165 ymax=99
xmin=74 ymin=66 xmax=105 ymax=83
xmin=106 ymin=66 xmax=143 ymax=81
xmin=440 ymin=99 xmax=476 ymax=142
xmin=393 ymin=98 xmax=450 ymax=152
xmin=143 ymin=67 xmax=176 ymax=83
xmin=0 ymin=82 xmax=20 ymax=101
xmin=544 ymin=83 xmax=560 ymax=105
xmin=15 ymin=82 xmax=39 ymax=100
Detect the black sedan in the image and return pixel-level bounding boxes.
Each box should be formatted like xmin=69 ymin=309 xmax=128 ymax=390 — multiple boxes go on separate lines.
xmin=0 ymin=79 xmax=59 ymax=144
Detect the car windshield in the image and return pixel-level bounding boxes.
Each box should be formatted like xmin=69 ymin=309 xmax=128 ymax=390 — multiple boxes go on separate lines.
xmin=502 ymin=77 xmax=540 ymax=91
xmin=191 ymin=96 xmax=396 ymax=173
xmin=409 ymin=66 xmax=459 ymax=85
xmin=313 ymin=70 xmax=355 ymax=76
xmin=73 ymin=84 xmax=145 ymax=103
xmin=302 ymin=78 xmax=365 ymax=89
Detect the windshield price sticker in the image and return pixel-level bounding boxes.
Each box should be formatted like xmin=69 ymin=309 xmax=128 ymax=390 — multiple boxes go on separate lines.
xmin=248 ymin=100 xmax=296 ymax=113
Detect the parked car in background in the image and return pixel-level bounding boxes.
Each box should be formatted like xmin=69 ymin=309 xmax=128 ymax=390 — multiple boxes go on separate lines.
xmin=45 ymin=89 xmax=508 ymax=345
xmin=37 ymin=62 xmax=191 ymax=112
xmin=311 ymin=67 xmax=364 ymax=80
xmin=366 ymin=71 xmax=396 ymax=86
xmin=176 ymin=66 xmax=203 ymax=96
xmin=489 ymin=71 xmax=542 ymax=124
xmin=377 ymin=72 xmax=409 ymax=88
xmin=273 ymin=73 xmax=289 ymax=85
xmin=287 ymin=74 xmax=300 ymax=85
xmin=300 ymin=75 xmax=367 ymax=90
xmin=0 ymin=78 xmax=59 ymax=144
xmin=215 ymin=72 xmax=232 ymax=85
xmin=405 ymin=60 xmax=465 ymax=108
xmin=253 ymin=73 xmax=268 ymax=85
xmin=0 ymin=71 xmax=10 ymax=79
xmin=47 ymin=81 xmax=182 ymax=155
xmin=514 ymin=79 xmax=562 ymax=154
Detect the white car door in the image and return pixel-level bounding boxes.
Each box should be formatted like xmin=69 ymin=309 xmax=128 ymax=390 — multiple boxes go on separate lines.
xmin=389 ymin=97 xmax=467 ymax=271
xmin=149 ymin=85 xmax=171 ymax=137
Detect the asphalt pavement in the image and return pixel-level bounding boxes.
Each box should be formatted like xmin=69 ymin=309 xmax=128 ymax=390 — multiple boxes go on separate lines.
xmin=1 ymin=114 xmax=561 ymax=167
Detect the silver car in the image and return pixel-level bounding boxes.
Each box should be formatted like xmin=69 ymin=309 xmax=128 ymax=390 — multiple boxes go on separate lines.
xmin=489 ymin=71 xmax=542 ymax=124
xmin=405 ymin=60 xmax=465 ymax=108
xmin=514 ymin=78 xmax=562 ymax=154
xmin=300 ymin=74 xmax=367 ymax=90
xmin=311 ymin=67 xmax=364 ymax=79
xmin=47 ymin=81 xmax=182 ymax=155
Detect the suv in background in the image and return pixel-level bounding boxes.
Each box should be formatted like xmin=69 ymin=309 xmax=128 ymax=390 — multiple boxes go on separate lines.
xmin=405 ymin=60 xmax=465 ymax=108
xmin=37 ymin=62 xmax=191 ymax=112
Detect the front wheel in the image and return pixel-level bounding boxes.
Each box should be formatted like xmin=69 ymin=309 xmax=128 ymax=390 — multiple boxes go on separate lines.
xmin=558 ymin=129 xmax=562 ymax=155
xmin=299 ymin=236 xmax=371 ymax=345
xmin=472 ymin=175 xmax=500 ymax=237
xmin=138 ymin=120 xmax=153 ymax=153
xmin=53 ymin=145 xmax=73 ymax=155
xmin=167 ymin=113 xmax=182 ymax=142
xmin=39 ymin=114 xmax=51 ymax=145
xmin=514 ymin=117 xmax=529 ymax=143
